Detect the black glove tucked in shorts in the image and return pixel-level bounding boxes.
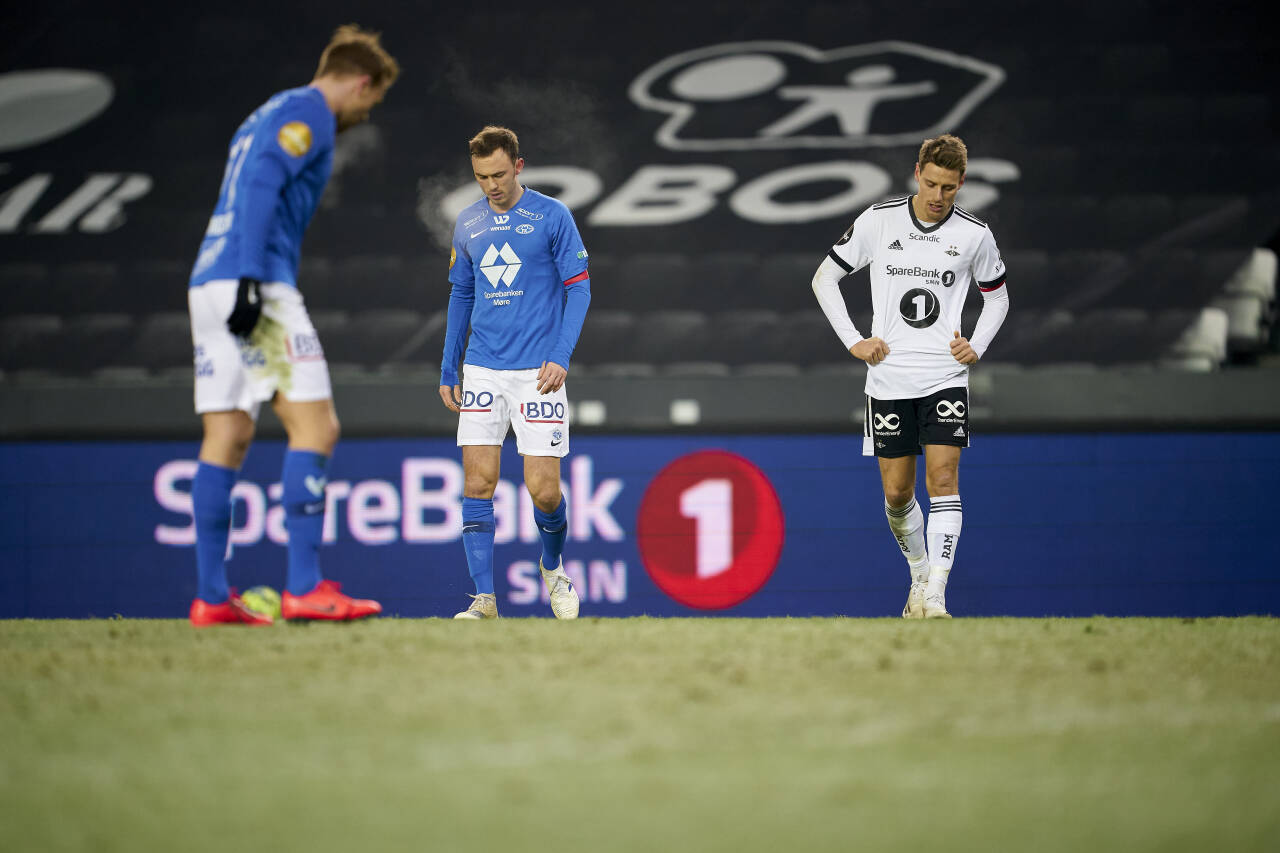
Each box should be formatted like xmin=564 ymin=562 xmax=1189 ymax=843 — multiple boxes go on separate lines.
xmin=226 ymin=277 xmax=263 ymax=337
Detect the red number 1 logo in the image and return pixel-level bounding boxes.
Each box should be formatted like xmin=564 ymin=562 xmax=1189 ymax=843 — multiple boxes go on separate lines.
xmin=636 ymin=450 xmax=785 ymax=610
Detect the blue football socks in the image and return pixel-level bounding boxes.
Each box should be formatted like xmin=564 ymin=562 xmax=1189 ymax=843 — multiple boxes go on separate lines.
xmin=282 ymin=449 xmax=329 ymax=596
xmin=534 ymin=496 xmax=568 ymax=571
xmin=462 ymin=496 xmax=496 ymax=595
xmin=192 ymin=461 xmax=236 ymax=604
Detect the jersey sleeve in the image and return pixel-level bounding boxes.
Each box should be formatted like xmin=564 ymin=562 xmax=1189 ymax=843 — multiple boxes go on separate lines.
xmin=826 ymin=207 xmax=876 ymax=276
xmin=447 ymin=222 xmax=474 ymax=289
xmin=548 ymin=203 xmax=589 ymax=283
xmin=971 ymin=227 xmax=1007 ymax=291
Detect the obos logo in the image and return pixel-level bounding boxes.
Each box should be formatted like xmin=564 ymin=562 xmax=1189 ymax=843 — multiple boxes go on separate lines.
xmin=629 ymin=40 xmax=1004 ymax=150
xmin=636 ymin=450 xmax=785 ymax=609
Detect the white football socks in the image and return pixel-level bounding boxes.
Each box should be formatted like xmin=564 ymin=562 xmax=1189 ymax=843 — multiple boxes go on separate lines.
xmin=885 ymin=497 xmax=929 ymax=584
xmin=926 ymin=494 xmax=963 ymax=596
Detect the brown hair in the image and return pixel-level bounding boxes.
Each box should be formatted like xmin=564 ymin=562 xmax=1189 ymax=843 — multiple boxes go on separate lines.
xmin=468 ymin=126 xmax=520 ymax=163
xmin=917 ymin=133 xmax=968 ymax=175
xmin=316 ymin=25 xmax=400 ymax=90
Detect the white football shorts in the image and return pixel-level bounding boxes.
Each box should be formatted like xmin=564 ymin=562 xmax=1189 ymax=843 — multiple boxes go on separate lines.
xmin=456 ymin=363 xmax=569 ymax=458
xmin=189 ymin=280 xmax=331 ymax=421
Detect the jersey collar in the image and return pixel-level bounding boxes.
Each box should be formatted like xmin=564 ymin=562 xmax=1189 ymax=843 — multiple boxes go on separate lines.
xmin=907 ymin=194 xmax=953 ymax=233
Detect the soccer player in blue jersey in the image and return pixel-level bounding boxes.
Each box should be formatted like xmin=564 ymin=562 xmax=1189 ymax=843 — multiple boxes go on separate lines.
xmin=439 ymin=126 xmax=592 ymax=619
xmin=185 ymin=26 xmax=399 ymax=626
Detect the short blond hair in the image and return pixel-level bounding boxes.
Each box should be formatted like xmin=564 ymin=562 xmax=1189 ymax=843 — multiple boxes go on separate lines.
xmin=316 ymin=24 xmax=400 ymax=90
xmin=468 ymin=126 xmax=520 ymax=163
xmin=918 ymin=133 xmax=968 ymax=175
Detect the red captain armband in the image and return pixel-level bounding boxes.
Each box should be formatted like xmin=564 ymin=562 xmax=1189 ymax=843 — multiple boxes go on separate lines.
xmin=978 ymin=276 xmax=1006 ymax=292
xmin=563 ymin=270 xmax=590 ymax=286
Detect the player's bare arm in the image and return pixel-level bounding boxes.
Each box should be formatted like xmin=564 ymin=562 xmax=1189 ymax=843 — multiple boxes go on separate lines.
xmin=536 ymin=361 xmax=567 ymax=394
xmin=950 ymin=331 xmax=979 ymax=364
xmin=439 ymin=384 xmax=462 ymax=412
xmin=851 ymin=337 xmax=890 ymax=366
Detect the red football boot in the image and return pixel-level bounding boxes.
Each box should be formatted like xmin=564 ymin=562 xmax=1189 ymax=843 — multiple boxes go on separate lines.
xmin=189 ymin=594 xmax=275 ymax=627
xmin=281 ymin=580 xmax=382 ymax=622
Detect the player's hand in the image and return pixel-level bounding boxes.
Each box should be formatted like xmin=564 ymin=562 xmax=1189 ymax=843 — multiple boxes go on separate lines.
xmin=850 ymin=337 xmax=890 ymax=366
xmin=226 ymin=277 xmax=263 ymax=338
xmin=950 ymin=331 xmax=978 ymax=364
xmin=536 ymin=360 xmax=567 ymax=394
xmin=439 ymin=384 xmax=462 ymax=412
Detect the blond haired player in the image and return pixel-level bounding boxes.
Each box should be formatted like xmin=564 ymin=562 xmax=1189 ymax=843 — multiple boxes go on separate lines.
xmin=812 ymin=134 xmax=1010 ymax=618
xmin=185 ymin=26 xmax=398 ymax=626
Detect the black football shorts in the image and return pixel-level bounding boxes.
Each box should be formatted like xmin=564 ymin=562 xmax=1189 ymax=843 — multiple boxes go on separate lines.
xmin=866 ymin=387 xmax=970 ymax=458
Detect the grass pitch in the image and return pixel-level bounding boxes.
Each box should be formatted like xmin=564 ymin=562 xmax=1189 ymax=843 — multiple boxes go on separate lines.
xmin=2 ymin=617 xmax=1278 ymax=852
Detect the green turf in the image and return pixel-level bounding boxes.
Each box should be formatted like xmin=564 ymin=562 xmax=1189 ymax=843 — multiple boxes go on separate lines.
xmin=2 ymin=617 xmax=1278 ymax=852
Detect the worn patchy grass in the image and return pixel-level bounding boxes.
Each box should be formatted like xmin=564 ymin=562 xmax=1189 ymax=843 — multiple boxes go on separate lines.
xmin=2 ymin=617 xmax=1278 ymax=852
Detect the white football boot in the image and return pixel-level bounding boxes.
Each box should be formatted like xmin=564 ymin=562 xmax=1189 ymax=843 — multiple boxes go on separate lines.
xmin=454 ymin=592 xmax=498 ymax=619
xmin=902 ymin=582 xmax=926 ymax=619
xmin=924 ymin=591 xmax=952 ymax=619
xmin=540 ymin=559 xmax=580 ymax=619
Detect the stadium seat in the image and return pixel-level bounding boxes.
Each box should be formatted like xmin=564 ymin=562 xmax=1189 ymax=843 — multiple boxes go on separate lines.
xmin=1101 ymin=194 xmax=1177 ymax=248
xmin=629 ymin=310 xmax=709 ymax=363
xmin=999 ymin=249 xmax=1049 ymax=307
xmin=114 ymin=312 xmax=192 ymax=371
xmin=687 ymin=252 xmax=764 ymax=310
xmin=0 ymin=263 xmax=52 ymax=315
xmin=756 ymin=253 xmax=824 ymax=312
xmin=1163 ymin=306 xmax=1229 ymax=370
xmin=773 ymin=310 xmax=848 ymax=367
xmin=573 ymin=309 xmax=637 ymax=367
xmin=62 ymin=314 xmax=136 ymax=374
xmin=1 ymin=315 xmax=63 ymax=372
xmin=710 ymin=310 xmax=782 ymax=365
xmin=610 ymin=254 xmax=695 ymax=310
xmin=384 ymin=310 xmax=447 ymax=367
xmin=662 ymin=361 xmax=732 ymax=377
xmin=126 ymin=260 xmax=191 ymax=314
xmin=45 ymin=262 xmax=121 ymax=314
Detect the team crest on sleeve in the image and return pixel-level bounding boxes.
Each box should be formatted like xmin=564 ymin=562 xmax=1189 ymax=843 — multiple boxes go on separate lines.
xmin=277 ymin=121 xmax=313 ymax=157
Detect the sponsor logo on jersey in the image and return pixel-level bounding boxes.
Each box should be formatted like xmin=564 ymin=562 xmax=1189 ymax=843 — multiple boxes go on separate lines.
xmin=449 ymin=246 xmax=456 ymax=269
xmin=908 ymin=232 xmax=939 ymax=242
xmin=576 ymin=249 xmax=589 ymax=260
xmin=515 ymin=207 xmax=544 ymax=220
xmin=629 ymin=41 xmax=1005 ymax=150
xmin=277 ymin=121 xmax=312 ymax=157
xmin=463 ymin=211 xmax=486 ymax=229
xmin=885 ymin=264 xmax=941 ymax=278
xmin=479 ymin=242 xmax=523 ymax=286
xmin=515 ymin=223 xmax=535 ymax=234
xmin=493 ymin=215 xmax=509 ymax=224
xmin=888 ymin=239 xmax=903 ymax=250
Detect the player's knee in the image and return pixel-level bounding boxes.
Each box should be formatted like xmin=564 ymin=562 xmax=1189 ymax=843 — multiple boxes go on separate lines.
xmin=926 ymin=469 xmax=958 ymax=496
xmin=463 ymin=473 xmax=498 ymax=499
xmin=529 ymin=483 xmax=561 ymax=512
xmin=883 ymin=484 xmax=915 ymax=507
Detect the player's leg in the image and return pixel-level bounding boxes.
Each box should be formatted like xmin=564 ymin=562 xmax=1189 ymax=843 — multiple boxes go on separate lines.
xmin=263 ymin=284 xmax=377 ymax=620
xmin=453 ymin=366 xmax=511 ymax=619
xmin=922 ymin=444 xmax=962 ymax=618
xmin=187 ymin=280 xmax=273 ymax=626
xmin=526 ymin=454 xmax=578 ymax=619
xmin=191 ymin=411 xmax=256 ymax=615
xmin=512 ymin=372 xmax=578 ymax=619
xmin=919 ymin=386 xmax=969 ymax=618
xmin=869 ymin=396 xmax=929 ymax=618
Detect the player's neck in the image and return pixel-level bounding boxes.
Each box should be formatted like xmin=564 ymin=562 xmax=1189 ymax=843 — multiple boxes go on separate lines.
xmin=309 ymin=77 xmax=348 ymax=116
xmin=488 ymin=185 xmax=525 ymax=214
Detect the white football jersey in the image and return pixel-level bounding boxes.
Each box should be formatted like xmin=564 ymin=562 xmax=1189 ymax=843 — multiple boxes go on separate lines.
xmin=828 ymin=195 xmax=1006 ymax=399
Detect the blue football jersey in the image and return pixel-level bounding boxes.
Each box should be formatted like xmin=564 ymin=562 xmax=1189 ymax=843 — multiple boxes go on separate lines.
xmin=189 ymin=86 xmax=336 ymax=287
xmin=447 ymin=189 xmax=590 ymax=370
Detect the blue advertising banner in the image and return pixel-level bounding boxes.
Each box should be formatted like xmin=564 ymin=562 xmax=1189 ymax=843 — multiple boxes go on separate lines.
xmin=2 ymin=433 xmax=1277 ymax=619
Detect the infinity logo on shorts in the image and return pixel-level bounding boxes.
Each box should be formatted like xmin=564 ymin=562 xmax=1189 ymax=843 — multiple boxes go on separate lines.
xmin=873 ymin=413 xmax=900 ymax=430
xmin=936 ymin=401 xmax=966 ymax=417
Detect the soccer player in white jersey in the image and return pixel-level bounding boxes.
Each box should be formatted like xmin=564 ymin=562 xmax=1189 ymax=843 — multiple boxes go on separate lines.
xmin=185 ymin=27 xmax=398 ymax=626
xmin=812 ymin=134 xmax=1010 ymax=618
xmin=439 ymin=126 xmax=592 ymax=619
